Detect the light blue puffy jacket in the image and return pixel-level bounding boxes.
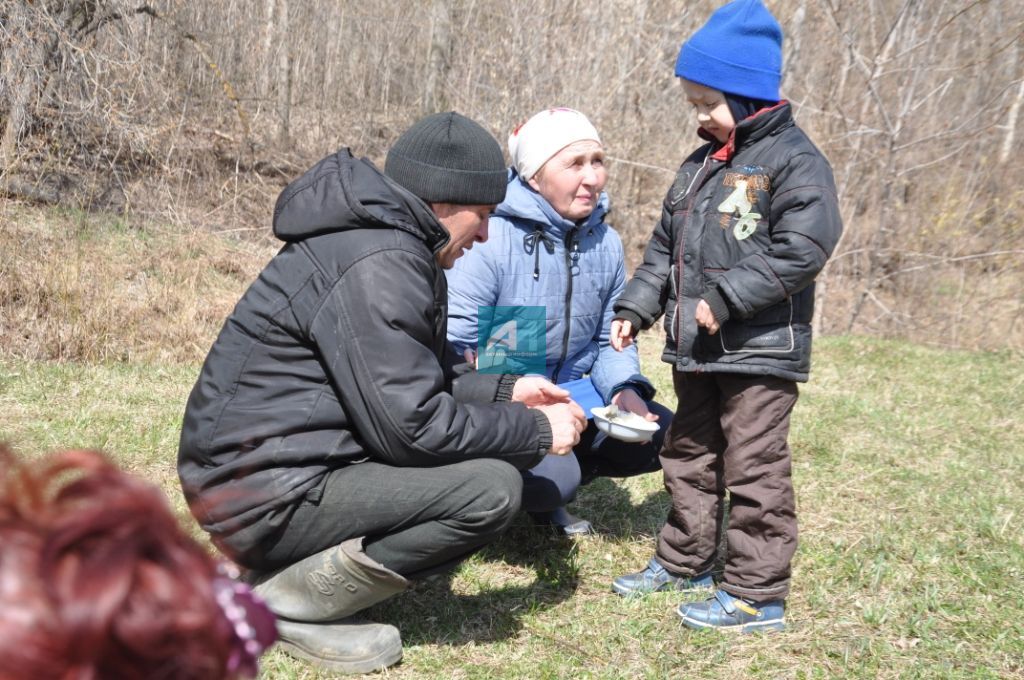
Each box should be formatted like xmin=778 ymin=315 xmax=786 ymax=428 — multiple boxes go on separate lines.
xmin=446 ymin=172 xmax=654 ymax=403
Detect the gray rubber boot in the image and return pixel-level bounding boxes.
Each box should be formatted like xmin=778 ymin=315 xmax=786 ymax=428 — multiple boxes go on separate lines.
xmin=254 ymin=538 xmax=408 ymax=673
xmin=274 ymin=618 xmax=403 ymax=674
xmin=253 ymin=537 xmax=409 ymax=622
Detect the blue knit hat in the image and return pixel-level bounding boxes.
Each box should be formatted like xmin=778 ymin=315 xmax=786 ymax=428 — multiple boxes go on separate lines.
xmin=675 ymin=0 xmax=783 ymax=101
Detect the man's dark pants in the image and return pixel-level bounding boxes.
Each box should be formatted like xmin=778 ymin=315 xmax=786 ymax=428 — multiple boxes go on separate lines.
xmin=657 ymin=370 xmax=799 ymax=602
xmin=226 ymin=458 xmax=523 ymax=580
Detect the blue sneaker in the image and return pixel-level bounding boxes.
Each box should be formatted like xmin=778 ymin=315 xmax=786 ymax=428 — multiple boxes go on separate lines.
xmin=612 ymin=558 xmax=714 ymax=596
xmin=677 ymin=589 xmax=785 ymax=633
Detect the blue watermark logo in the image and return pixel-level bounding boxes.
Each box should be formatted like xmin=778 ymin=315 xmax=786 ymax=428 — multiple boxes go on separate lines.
xmin=477 ymin=306 xmax=546 ymax=374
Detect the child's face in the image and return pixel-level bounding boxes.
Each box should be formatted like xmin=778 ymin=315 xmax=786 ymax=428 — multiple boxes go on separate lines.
xmin=681 ymin=79 xmax=735 ymax=144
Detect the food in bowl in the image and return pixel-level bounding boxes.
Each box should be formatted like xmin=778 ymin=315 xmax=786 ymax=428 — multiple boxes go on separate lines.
xmin=591 ymin=405 xmax=660 ymax=443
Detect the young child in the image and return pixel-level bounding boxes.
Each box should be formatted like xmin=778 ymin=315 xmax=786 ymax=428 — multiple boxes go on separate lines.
xmin=609 ymin=0 xmax=843 ymax=632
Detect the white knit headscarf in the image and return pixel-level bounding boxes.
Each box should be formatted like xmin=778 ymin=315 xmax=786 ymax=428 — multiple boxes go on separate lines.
xmin=507 ymin=108 xmax=601 ymax=181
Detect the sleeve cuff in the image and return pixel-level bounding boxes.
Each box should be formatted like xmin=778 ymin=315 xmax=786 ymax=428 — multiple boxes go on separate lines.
xmin=531 ymin=409 xmax=553 ymax=455
xmin=610 ymin=379 xmax=656 ymax=402
xmin=703 ymin=288 xmax=732 ymax=325
xmin=495 ymin=374 xmax=519 ymax=402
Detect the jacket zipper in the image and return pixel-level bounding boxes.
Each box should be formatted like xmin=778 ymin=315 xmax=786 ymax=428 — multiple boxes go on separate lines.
xmin=550 ymin=227 xmax=578 ymax=382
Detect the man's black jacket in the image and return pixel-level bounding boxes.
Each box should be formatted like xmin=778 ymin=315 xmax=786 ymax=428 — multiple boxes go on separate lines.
xmin=178 ymin=149 xmax=550 ymax=540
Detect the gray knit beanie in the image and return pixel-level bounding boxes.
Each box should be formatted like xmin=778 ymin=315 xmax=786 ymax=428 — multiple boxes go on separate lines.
xmin=385 ymin=111 xmax=507 ymax=205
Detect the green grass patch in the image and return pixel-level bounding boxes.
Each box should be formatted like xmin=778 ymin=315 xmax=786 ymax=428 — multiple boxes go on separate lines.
xmin=2 ymin=336 xmax=1022 ymax=678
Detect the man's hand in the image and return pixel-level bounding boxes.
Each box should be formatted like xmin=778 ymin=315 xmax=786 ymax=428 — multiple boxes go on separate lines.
xmin=695 ymin=299 xmax=720 ymax=335
xmin=610 ymin=389 xmax=660 ymax=422
xmin=512 ymin=376 xmax=570 ymax=407
xmin=610 ymin=318 xmax=634 ymax=351
xmin=534 ymin=401 xmax=587 ymax=455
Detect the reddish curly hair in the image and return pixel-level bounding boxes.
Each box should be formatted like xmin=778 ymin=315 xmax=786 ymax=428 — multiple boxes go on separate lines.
xmin=0 ymin=446 xmax=241 ymax=679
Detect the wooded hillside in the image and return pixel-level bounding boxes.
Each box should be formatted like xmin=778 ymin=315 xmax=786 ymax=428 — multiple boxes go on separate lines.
xmin=1 ymin=0 xmax=1022 ymax=349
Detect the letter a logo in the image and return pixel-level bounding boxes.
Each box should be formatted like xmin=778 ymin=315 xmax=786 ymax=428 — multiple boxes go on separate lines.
xmin=486 ymin=320 xmax=517 ymax=352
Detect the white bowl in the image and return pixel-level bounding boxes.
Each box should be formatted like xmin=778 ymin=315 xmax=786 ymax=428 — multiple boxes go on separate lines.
xmin=591 ymin=405 xmax=660 ymax=443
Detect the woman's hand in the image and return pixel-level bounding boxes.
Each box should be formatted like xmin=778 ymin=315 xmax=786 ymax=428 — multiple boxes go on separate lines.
xmin=610 ymin=389 xmax=660 ymax=422
xmin=610 ymin=318 xmax=634 ymax=351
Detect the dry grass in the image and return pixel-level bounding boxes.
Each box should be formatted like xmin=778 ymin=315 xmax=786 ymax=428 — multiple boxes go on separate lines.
xmin=0 ymin=202 xmax=277 ymax=362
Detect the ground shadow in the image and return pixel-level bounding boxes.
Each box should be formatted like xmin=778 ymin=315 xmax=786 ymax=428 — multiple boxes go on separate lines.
xmin=369 ymin=519 xmax=580 ymax=646
xmin=575 ymin=476 xmax=732 ymax=575
xmin=572 ymin=474 xmax=671 ymax=539
xmin=368 ymin=474 xmax=681 ymax=646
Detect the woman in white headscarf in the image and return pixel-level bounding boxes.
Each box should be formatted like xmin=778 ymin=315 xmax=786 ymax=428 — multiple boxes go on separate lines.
xmin=446 ymin=108 xmax=671 ymax=534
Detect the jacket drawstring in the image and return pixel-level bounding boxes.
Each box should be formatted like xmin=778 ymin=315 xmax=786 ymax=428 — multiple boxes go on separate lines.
xmin=523 ymin=228 xmax=556 ymax=280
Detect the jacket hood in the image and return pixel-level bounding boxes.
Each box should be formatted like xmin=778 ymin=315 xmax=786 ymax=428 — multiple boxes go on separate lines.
xmin=494 ymin=169 xmax=609 ymax=239
xmin=272 ymin=148 xmax=449 ymax=251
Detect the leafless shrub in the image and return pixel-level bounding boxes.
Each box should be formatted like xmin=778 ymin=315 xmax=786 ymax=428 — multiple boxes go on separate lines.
xmin=1 ymin=0 xmax=1021 ymax=350
xmin=796 ymin=0 xmax=1024 ymax=348
xmin=0 ymin=1 xmax=164 ymax=210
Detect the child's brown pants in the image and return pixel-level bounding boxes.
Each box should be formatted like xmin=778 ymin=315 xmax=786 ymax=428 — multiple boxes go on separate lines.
xmin=656 ymin=370 xmax=799 ymax=602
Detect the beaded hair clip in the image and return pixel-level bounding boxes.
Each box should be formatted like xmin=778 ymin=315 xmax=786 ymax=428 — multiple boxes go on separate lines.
xmin=213 ymin=563 xmax=278 ymax=678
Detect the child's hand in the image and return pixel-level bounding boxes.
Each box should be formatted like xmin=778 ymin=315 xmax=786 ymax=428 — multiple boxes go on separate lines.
xmin=611 ymin=389 xmax=660 ymax=422
xmin=610 ymin=319 xmax=634 ymax=351
xmin=696 ymin=299 xmax=721 ymax=335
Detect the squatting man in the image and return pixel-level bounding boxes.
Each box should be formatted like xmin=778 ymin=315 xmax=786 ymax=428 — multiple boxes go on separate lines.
xmin=178 ymin=111 xmax=587 ymax=673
